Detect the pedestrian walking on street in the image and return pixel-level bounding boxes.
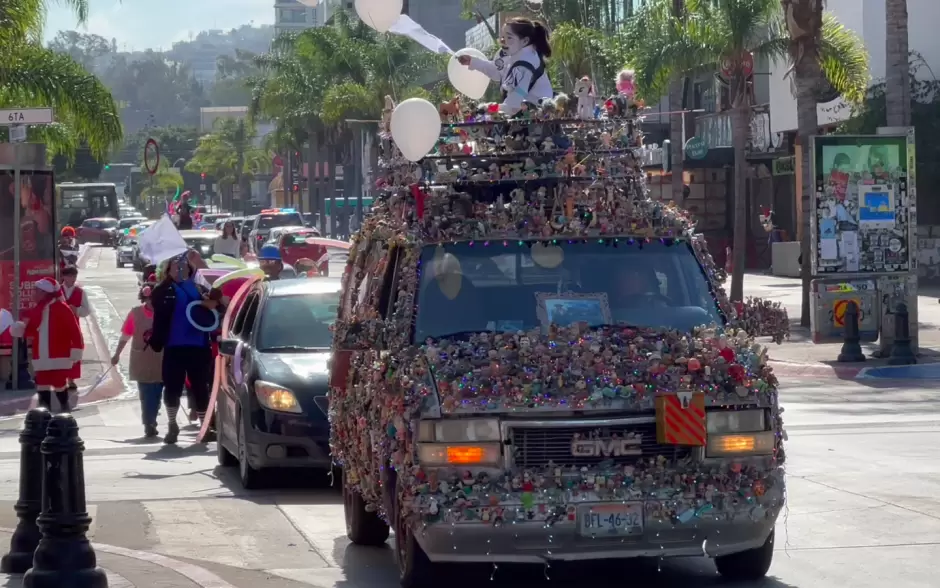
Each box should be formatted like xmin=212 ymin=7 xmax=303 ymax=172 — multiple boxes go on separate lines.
xmin=213 ymin=221 xmax=241 ymax=258
xmin=9 ymin=278 xmax=84 ymax=412
xmin=111 ymin=281 xmax=165 ymax=438
xmin=61 ymin=265 xmax=91 ymax=392
xmin=149 ymin=253 xmax=223 ymax=444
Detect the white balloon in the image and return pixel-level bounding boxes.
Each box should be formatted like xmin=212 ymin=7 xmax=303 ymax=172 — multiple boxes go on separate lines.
xmin=354 ymin=0 xmax=403 ymax=33
xmin=447 ymin=48 xmax=491 ymax=100
xmin=297 ymin=0 xmax=319 ymax=7
xmin=390 ymin=98 xmax=441 ymax=162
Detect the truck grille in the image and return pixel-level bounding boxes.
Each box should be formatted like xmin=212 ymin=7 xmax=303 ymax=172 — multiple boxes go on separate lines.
xmin=508 ymin=421 xmax=692 ymax=469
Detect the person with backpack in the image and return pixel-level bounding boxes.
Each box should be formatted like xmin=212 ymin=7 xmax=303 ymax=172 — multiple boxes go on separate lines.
xmin=458 ymin=17 xmax=553 ymax=115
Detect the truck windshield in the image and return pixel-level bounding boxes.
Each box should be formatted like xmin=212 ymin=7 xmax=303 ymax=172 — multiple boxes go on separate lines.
xmin=414 ymin=240 xmax=722 ymax=341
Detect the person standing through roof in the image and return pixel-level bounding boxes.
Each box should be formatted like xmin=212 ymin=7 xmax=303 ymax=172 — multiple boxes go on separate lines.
xmin=148 ymin=253 xmax=223 ymax=444
xmin=111 ymin=280 xmax=164 ymax=438
xmin=258 ymin=244 xmax=295 ymax=280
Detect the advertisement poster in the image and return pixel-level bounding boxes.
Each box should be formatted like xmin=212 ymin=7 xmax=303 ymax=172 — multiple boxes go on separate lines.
xmin=811 ymin=135 xmax=912 ymax=274
xmin=0 ymin=170 xmax=57 ymax=315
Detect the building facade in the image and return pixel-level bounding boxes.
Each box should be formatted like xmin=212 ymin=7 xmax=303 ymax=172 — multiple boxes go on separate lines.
xmin=275 ymin=0 xmax=324 ymax=36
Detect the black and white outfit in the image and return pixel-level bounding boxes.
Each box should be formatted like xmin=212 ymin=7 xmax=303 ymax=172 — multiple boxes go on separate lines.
xmin=469 ymin=45 xmax=553 ymax=115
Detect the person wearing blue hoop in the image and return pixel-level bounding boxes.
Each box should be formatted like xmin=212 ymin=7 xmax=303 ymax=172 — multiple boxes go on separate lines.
xmin=148 ymin=252 xmax=224 ymax=444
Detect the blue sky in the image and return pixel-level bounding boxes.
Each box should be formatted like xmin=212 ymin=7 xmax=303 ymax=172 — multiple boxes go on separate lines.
xmin=44 ymin=0 xmax=275 ymax=51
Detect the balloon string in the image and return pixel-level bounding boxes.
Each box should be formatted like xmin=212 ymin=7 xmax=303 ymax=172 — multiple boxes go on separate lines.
xmin=382 ymin=32 xmax=399 ymax=103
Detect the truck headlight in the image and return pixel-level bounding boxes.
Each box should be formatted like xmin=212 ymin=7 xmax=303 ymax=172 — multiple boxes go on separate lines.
xmin=255 ymin=381 xmax=302 ymax=413
xmin=417 ymin=418 xmax=501 ymax=442
xmin=706 ymin=432 xmax=775 ymax=457
xmin=417 ymin=443 xmax=501 ymax=466
xmin=706 ymin=410 xmax=765 ymax=434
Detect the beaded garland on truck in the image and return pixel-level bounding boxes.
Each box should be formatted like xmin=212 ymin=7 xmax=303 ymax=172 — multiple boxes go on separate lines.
xmin=329 ymin=96 xmax=788 ymax=535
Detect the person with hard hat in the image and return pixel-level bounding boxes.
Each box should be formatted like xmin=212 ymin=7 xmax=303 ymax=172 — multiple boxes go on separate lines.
xmin=257 ymin=244 xmax=295 ymax=280
xmin=10 ymin=278 xmax=84 ymax=412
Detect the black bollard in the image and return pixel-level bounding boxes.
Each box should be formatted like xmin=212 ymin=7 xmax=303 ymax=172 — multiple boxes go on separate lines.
xmin=888 ymin=302 xmax=917 ymax=365
xmin=837 ymin=301 xmax=866 ymax=362
xmin=23 ymin=414 xmax=107 ymax=588
xmin=0 ymin=408 xmax=52 ymax=573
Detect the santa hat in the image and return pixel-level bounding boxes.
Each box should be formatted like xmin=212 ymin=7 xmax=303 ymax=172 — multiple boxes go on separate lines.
xmin=35 ymin=278 xmax=60 ymax=294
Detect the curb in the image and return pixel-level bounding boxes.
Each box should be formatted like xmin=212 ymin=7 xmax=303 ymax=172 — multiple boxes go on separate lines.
xmin=76 ymin=243 xmax=92 ymax=269
xmin=768 ymin=360 xmax=863 ymax=380
xmin=0 ymin=527 xmax=235 ymax=588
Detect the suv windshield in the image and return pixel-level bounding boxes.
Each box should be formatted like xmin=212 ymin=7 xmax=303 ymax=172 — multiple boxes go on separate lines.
xmin=414 ymin=240 xmax=722 ymax=341
xmin=257 ymin=213 xmax=303 ymax=230
xmin=257 ymin=293 xmax=337 ymax=351
xmin=99 ymin=219 xmax=119 ymax=229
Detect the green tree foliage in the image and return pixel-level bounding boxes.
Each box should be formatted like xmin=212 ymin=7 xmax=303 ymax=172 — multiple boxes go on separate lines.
xmin=1 ymin=0 xmax=122 ymax=159
xmin=51 ymin=143 xmax=103 ymax=181
xmin=210 ymin=50 xmax=259 ymax=107
xmin=100 ymin=52 xmax=210 ymax=128
xmin=47 ymin=30 xmax=113 ymax=70
xmin=185 ymin=118 xmax=270 ymax=209
xmin=249 ymin=9 xmax=445 ymax=150
xmin=625 ymin=0 xmax=868 ymax=301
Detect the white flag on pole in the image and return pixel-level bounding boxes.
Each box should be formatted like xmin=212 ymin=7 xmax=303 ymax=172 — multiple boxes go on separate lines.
xmin=389 ymin=15 xmax=453 ymax=55
xmin=138 ymin=215 xmax=189 ymax=265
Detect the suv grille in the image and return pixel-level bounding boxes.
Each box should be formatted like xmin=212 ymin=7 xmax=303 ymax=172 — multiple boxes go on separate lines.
xmin=508 ymin=421 xmax=692 ymax=469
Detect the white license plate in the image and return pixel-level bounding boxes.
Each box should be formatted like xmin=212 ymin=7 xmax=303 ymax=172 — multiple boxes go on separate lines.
xmin=579 ymin=503 xmax=644 ymax=537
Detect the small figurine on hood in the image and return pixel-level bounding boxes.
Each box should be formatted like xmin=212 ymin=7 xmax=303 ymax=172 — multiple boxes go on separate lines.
xmin=574 ymin=76 xmax=595 ymax=119
xmin=457 ymin=17 xmax=554 ymax=116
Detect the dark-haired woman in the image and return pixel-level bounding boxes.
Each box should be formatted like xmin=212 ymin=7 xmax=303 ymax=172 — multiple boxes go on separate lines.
xmin=149 ymin=253 xmax=223 ymax=444
xmin=213 ymin=221 xmax=241 ymax=258
xmin=458 ymin=17 xmax=553 ymax=115
xmin=111 ymin=281 xmax=164 ymax=438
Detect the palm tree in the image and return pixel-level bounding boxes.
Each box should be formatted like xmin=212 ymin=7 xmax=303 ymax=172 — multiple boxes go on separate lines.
xmin=884 ymin=0 xmax=910 ymax=127
xmin=628 ymin=0 xmax=867 ymax=302
xmin=782 ymin=0 xmax=869 ymax=325
xmin=248 ymin=9 xmax=443 ymax=223
xmin=185 ymin=118 xmax=270 ymax=213
xmin=0 ymin=0 xmax=122 ymax=158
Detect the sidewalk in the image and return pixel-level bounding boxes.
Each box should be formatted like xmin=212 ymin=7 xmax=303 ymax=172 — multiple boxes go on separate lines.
xmin=0 ymin=530 xmax=235 ymax=588
xmin=743 ymin=272 xmax=940 ymax=379
xmin=0 ymin=312 xmax=124 ymax=418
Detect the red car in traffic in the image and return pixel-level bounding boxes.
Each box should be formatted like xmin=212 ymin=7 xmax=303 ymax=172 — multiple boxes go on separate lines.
xmin=77 ymin=217 xmax=119 ymax=245
xmin=277 ymin=228 xmax=331 ymax=275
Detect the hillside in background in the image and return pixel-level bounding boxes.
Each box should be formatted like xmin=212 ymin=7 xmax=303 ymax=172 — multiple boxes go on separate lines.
xmin=48 ymin=25 xmax=274 ymax=133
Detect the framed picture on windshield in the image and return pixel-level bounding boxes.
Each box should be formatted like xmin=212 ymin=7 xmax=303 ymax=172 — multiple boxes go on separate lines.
xmin=536 ymin=292 xmax=611 ymax=329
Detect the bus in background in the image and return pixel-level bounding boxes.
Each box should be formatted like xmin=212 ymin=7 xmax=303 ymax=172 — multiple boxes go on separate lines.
xmin=56 ymin=182 xmax=120 ymax=230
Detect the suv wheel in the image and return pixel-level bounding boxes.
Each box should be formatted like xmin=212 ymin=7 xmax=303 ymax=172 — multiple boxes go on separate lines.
xmin=394 ymin=499 xmax=435 ymax=588
xmin=237 ymin=414 xmax=263 ymax=489
xmin=714 ymin=529 xmax=774 ymax=581
xmin=343 ymin=478 xmax=389 ymax=546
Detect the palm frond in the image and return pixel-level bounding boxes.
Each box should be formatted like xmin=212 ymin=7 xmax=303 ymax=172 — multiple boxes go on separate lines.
xmin=0 ymin=42 xmax=122 ymax=158
xmin=818 ymin=12 xmax=869 ymax=103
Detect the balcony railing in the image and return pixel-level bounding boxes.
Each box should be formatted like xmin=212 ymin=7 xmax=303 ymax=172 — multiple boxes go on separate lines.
xmin=693 ymin=104 xmax=779 ymax=155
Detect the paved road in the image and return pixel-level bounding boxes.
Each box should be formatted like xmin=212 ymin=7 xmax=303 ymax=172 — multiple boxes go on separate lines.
xmin=0 ymin=249 xmax=936 ymax=587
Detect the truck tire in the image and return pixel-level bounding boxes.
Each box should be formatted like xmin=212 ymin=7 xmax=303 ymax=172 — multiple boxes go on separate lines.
xmin=393 ymin=501 xmax=435 ymax=588
xmin=343 ymin=482 xmax=389 ymax=546
xmin=714 ymin=529 xmax=774 ymax=581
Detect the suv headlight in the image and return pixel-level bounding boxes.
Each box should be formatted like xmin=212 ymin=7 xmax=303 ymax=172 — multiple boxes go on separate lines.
xmin=706 ymin=410 xmax=773 ymax=457
xmin=417 ymin=418 xmax=501 ymax=442
xmin=706 ymin=410 xmax=765 ymax=434
xmin=255 ymin=381 xmax=302 ymax=413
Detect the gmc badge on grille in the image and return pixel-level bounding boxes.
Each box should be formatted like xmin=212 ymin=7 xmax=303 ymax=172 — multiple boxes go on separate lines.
xmin=571 ymin=436 xmax=642 ymax=457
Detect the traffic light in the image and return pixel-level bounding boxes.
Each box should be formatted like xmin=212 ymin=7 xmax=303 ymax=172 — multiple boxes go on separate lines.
xmin=292 ymin=181 xmax=300 ymax=192
xmin=200 ymin=173 xmax=206 ymax=179
xmin=104 ymin=164 xmax=110 ymax=170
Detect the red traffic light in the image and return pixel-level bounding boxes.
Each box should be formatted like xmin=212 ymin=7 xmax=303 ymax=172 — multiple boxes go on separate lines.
xmin=200 ymin=173 xmax=206 ymax=179
xmin=292 ymin=183 xmax=300 ymax=192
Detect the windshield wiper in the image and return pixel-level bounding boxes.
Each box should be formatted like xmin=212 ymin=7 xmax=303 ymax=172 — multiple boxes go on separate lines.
xmin=260 ymin=345 xmax=329 ymax=352
xmin=426 ymin=330 xmax=492 ymax=341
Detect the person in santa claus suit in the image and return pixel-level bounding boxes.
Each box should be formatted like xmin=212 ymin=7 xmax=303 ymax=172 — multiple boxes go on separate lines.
xmin=60 ymin=265 xmax=90 ymax=391
xmin=10 ymin=278 xmax=84 ymax=412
